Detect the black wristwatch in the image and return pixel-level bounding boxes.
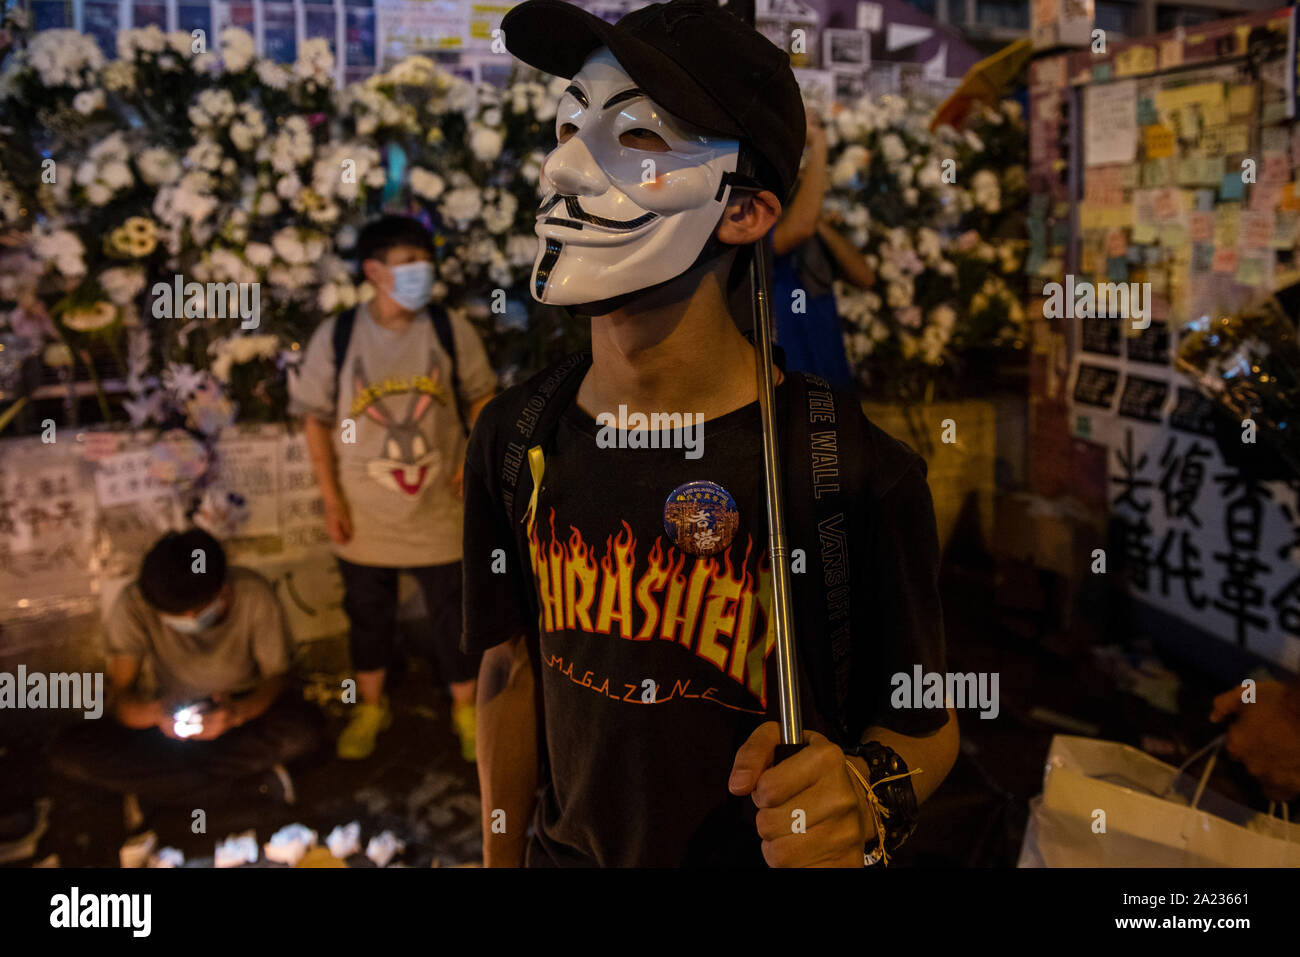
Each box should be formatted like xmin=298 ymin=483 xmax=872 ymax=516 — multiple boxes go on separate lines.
xmin=843 ymin=741 xmax=919 ymax=866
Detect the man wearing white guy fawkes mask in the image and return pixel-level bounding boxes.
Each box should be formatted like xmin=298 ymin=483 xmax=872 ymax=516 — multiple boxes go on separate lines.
xmin=529 ymin=46 xmax=741 ymax=305
xmin=463 ymin=0 xmax=959 ymax=868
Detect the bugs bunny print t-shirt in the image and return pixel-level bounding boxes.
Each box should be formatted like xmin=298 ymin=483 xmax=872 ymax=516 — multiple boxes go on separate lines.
xmin=290 ymin=303 xmax=497 ymax=568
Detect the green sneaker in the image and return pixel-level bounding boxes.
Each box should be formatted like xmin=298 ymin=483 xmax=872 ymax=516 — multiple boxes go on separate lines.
xmin=452 ymin=702 xmax=476 ymax=763
xmin=336 ymin=699 xmax=392 ymax=760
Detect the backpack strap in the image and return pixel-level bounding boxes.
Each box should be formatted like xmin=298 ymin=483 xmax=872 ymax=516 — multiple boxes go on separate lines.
xmin=782 ymin=371 xmax=870 ymax=747
xmin=332 ymin=305 xmax=468 ymax=435
xmin=495 ymin=350 xmax=593 ymax=801
xmin=499 ymin=351 xmax=593 ymax=527
xmin=429 ymin=304 xmax=468 ymax=436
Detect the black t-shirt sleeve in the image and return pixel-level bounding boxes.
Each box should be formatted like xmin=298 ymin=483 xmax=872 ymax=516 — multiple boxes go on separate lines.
xmin=860 ymin=455 xmax=949 ymax=736
xmin=461 ymin=401 xmax=533 ymax=656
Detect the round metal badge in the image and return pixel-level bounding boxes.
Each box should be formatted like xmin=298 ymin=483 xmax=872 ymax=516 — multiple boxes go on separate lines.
xmin=664 ymin=480 xmax=740 ymax=557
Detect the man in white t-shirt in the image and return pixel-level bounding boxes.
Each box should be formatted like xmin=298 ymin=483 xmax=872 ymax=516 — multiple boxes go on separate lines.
xmin=50 ymin=528 xmax=321 ymax=804
xmin=290 ymin=215 xmax=498 ymax=761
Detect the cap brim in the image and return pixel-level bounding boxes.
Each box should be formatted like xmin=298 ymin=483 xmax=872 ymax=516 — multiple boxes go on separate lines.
xmin=502 ymin=0 xmax=745 ymax=140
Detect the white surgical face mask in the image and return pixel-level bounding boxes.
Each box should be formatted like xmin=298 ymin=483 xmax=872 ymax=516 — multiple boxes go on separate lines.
xmin=161 ymin=594 xmax=227 ymax=634
xmin=531 ymin=47 xmax=739 ymax=306
xmin=388 ymin=261 xmax=435 ymax=311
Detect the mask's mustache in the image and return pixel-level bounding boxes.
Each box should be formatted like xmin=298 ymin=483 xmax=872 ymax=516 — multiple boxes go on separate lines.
xmin=537 ymin=194 xmax=657 ymax=231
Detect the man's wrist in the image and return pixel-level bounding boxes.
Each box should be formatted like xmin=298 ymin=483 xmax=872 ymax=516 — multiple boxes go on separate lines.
xmin=843 ymin=740 xmax=920 ymax=861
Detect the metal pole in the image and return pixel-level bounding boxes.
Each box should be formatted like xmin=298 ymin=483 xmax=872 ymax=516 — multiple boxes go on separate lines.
xmin=748 ymin=235 xmax=803 ymax=752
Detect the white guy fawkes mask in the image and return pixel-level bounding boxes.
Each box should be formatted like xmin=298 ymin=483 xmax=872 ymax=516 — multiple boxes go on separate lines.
xmin=530 ymin=47 xmax=740 ymax=306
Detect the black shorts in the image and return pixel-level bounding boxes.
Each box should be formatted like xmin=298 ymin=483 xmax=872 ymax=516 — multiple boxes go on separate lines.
xmin=336 ymin=558 xmax=482 ymax=684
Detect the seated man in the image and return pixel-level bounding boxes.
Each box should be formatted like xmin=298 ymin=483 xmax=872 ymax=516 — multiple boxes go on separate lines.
xmin=51 ymin=528 xmax=322 ymax=806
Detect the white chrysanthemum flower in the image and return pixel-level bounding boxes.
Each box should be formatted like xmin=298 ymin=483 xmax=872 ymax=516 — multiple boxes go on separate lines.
xmin=244 ymin=243 xmax=273 ymax=268
xmin=229 ymin=104 xmax=267 ymax=152
xmin=916 ymin=158 xmax=943 ymax=190
xmin=26 ymin=30 xmax=105 ymax=88
xmin=186 ymin=139 xmax=224 ymax=172
xmin=482 ymin=192 xmax=518 ymax=234
xmin=440 ymin=187 xmax=483 ymax=229
xmin=886 ymin=280 xmax=913 ymax=309
xmin=99 ymin=266 xmax=148 ymax=305
xmin=506 ymin=234 xmax=538 ymax=267
xmin=271 ymin=227 xmax=308 ymax=265
xmin=72 ymin=89 xmax=105 ymax=115
xmin=916 ymin=228 xmax=944 ymax=264
xmin=137 ymin=148 xmax=180 ymax=186
xmin=294 ymin=38 xmax=334 ymax=84
xmin=220 ymin=27 xmax=255 ymax=72
xmin=880 ymin=133 xmax=907 ymax=165
xmin=33 ymin=227 xmax=87 ymax=277
xmin=469 ymin=124 xmax=504 ymax=163
xmin=117 ymin=26 xmax=167 ymax=61
xmin=445 ymin=77 xmax=476 ymax=115
xmin=168 ymin=30 xmax=194 ymax=56
xmin=830 ymin=144 xmax=868 ymax=187
xmin=153 ymin=171 xmax=218 ymax=227
xmin=276 ymin=173 xmax=302 ymax=201
xmin=386 ymin=55 xmax=437 ymax=86
xmin=189 ymin=88 xmax=237 ymax=129
xmin=410 ymin=167 xmax=446 ymax=201
xmin=256 ymin=60 xmax=290 ymax=89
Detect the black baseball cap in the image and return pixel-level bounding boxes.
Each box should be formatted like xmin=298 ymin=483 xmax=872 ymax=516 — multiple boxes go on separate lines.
xmin=501 ymin=0 xmax=806 ymax=202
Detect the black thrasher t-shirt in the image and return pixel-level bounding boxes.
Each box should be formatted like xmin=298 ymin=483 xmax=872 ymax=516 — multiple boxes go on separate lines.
xmin=462 ymin=378 xmax=946 ymax=867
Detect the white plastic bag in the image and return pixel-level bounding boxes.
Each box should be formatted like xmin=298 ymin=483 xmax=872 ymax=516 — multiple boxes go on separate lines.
xmin=1018 ymin=735 xmax=1300 ymax=867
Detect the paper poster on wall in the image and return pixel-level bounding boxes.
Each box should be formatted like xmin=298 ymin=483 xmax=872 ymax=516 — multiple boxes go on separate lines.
xmin=262 ymin=3 xmax=298 ymax=63
xmin=1084 ymin=80 xmax=1139 ymax=167
xmin=95 ymin=450 xmax=173 ymax=508
xmin=278 ymin=433 xmax=331 ymax=556
xmin=465 ymin=1 xmax=516 ymax=52
xmin=0 ymin=440 xmax=97 ymax=621
xmin=856 ymin=1 xmax=882 ymax=33
xmin=214 ymin=435 xmax=281 ymax=539
xmin=346 ymin=6 xmax=377 ymax=68
xmin=1109 ymin=418 xmax=1300 ymax=670
xmin=377 ymin=0 xmax=469 ymax=67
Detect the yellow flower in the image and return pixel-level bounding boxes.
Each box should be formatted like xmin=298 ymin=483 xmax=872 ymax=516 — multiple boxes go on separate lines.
xmin=120 ymin=217 xmax=157 ymax=257
xmin=62 ymin=301 xmax=118 ymax=332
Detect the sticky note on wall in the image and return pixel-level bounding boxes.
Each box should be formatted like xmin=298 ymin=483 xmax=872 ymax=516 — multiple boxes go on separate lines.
xmin=1145 ymin=125 xmax=1175 ymax=159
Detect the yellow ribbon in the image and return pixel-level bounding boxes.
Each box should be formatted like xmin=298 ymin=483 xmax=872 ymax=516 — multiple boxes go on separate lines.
xmin=522 ymin=445 xmax=545 ymax=538
xmin=844 ymin=759 xmax=923 ymax=867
